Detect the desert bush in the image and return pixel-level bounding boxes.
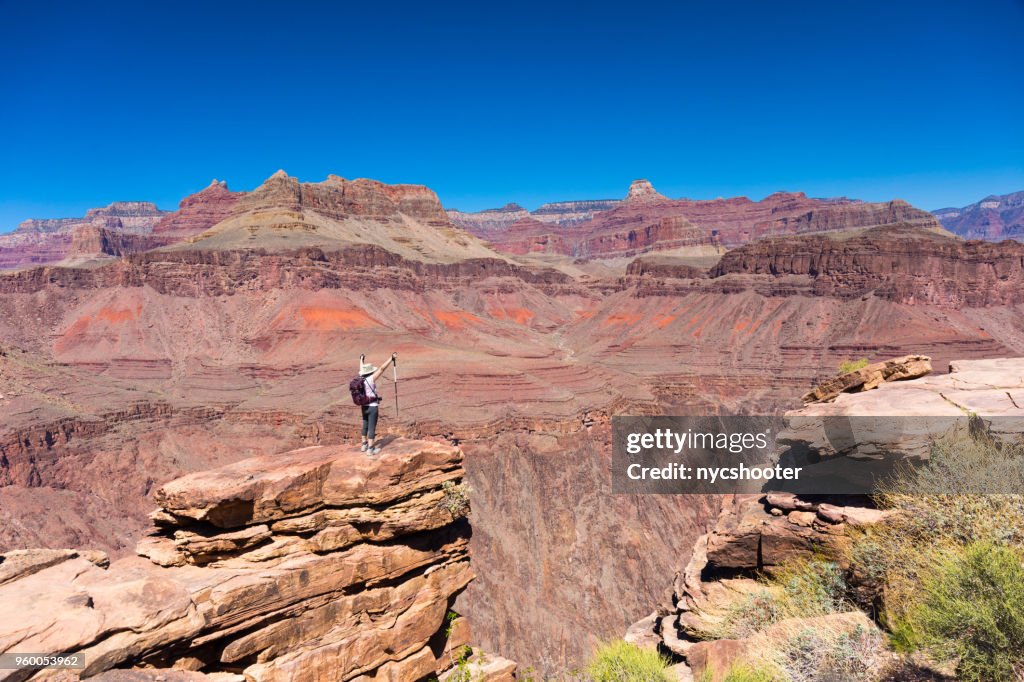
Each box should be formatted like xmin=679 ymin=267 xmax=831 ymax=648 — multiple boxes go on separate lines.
xmin=855 ymin=428 xmax=1024 ymax=678
xmin=909 ymin=541 xmax=1024 ymax=682
xmin=847 ymin=530 xmax=888 ymax=585
xmin=881 ymin=422 xmax=1024 ymax=498
xmin=701 ymin=589 xmax=787 ymax=640
xmin=698 ymin=559 xmax=850 ymax=640
xmin=838 ymin=358 xmax=870 ymax=374
xmin=773 ymin=622 xmax=888 ymax=682
xmin=772 ymin=559 xmax=848 ymax=617
xmin=720 ymin=661 xmax=783 ymax=681
xmin=444 ymin=645 xmax=475 ymax=682
xmin=865 ymin=428 xmax=1024 ymax=632
xmin=440 ymin=480 xmax=472 ymax=518
xmin=583 ymin=640 xmax=672 ymax=681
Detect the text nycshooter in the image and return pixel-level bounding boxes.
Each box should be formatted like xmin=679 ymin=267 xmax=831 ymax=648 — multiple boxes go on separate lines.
xmin=626 ymin=462 xmax=801 ymax=481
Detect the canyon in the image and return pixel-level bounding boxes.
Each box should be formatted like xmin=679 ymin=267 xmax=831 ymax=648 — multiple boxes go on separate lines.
xmin=2 ymin=171 xmax=1024 ymax=676
xmin=449 ymin=179 xmax=942 ymax=259
xmin=934 ymin=190 xmax=1024 ymax=241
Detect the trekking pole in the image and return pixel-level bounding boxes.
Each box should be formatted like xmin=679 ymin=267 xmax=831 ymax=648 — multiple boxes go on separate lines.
xmin=392 ymin=352 xmax=399 ymax=417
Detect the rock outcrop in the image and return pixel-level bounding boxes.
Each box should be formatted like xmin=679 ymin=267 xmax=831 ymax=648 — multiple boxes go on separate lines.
xmin=934 ymin=190 xmax=1024 ymax=241
xmin=0 ymin=202 xmax=169 ymax=270
xmin=624 ymin=179 xmax=668 ymax=204
xmin=625 ymin=493 xmax=891 ymax=680
xmin=710 ymin=225 xmax=1024 ymax=307
xmin=801 ymin=354 xmax=932 ymax=403
xmin=149 ymin=181 xmax=245 ymax=245
xmin=174 ymin=171 xmax=506 ymax=265
xmin=0 ymin=438 xmax=513 ymax=681
xmin=229 ymin=172 xmax=450 ymax=227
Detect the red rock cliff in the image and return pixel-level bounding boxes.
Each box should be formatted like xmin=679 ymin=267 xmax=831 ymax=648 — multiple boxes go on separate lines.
xmin=0 ymin=438 xmax=511 ymax=681
xmin=710 ymin=226 xmax=1024 ymax=306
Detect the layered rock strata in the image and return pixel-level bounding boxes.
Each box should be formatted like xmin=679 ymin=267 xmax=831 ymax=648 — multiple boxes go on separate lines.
xmin=934 ymin=190 xmax=1024 ymax=242
xmin=0 ymin=438 xmax=509 ymax=682
xmin=705 ymin=225 xmax=1024 ymax=306
xmin=0 ymin=203 xmax=169 ymax=270
xmin=0 ymin=184 xmax=246 ymax=270
xmin=447 ymin=199 xmax=620 ymax=233
xmin=459 ymin=180 xmax=941 ymax=258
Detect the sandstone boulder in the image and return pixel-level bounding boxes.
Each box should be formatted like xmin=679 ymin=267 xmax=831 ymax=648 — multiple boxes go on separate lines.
xmin=802 ymin=355 xmax=932 ymax=404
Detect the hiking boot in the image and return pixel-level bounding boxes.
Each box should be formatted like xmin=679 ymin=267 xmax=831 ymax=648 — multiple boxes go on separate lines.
xmin=370 ymin=447 xmax=382 ymax=456
xmin=360 ymin=443 xmax=368 ymax=452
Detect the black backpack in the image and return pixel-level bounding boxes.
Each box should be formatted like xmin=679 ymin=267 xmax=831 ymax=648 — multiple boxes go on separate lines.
xmin=349 ymin=376 xmax=380 ymax=406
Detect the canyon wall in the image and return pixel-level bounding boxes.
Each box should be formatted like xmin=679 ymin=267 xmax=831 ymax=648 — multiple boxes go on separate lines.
xmin=934 ymin=190 xmax=1024 ymax=241
xmin=0 ymin=202 xmax=169 ymax=270
xmin=0 ymin=439 xmax=511 ymax=681
xmin=447 ymin=199 xmax=620 ymax=233
xmin=709 ymin=226 xmax=1024 ymax=306
xmin=0 ymin=185 xmax=245 ymax=271
xmin=456 ymin=180 xmax=944 ymax=259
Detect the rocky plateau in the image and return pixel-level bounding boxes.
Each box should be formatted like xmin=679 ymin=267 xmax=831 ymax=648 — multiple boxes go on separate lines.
xmin=0 ymin=438 xmax=515 ymax=681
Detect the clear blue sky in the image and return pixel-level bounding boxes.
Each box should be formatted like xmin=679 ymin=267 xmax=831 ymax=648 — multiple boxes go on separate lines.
xmin=2 ymin=0 xmax=1022 ymax=231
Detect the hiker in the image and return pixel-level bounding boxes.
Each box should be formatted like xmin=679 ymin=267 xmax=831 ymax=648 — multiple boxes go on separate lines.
xmin=350 ymin=353 xmax=396 ymax=455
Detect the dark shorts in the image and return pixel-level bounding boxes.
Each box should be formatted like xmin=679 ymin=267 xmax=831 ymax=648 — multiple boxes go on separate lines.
xmin=361 ymin=404 xmax=379 ymax=439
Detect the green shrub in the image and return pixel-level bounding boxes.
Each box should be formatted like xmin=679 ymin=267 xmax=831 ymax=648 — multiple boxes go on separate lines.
xmin=910 ymin=541 xmax=1024 ymax=681
xmin=440 ymin=480 xmax=472 ymax=518
xmin=446 ymin=645 xmax=475 ymax=682
xmin=702 ymin=589 xmax=787 ymax=639
xmin=583 ymin=640 xmax=672 ymax=681
xmin=773 ymin=559 xmax=848 ymax=617
xmin=838 ymin=358 xmax=870 ymax=374
xmin=721 ymin=661 xmax=782 ymax=681
xmin=864 ymin=429 xmax=1024 ymax=659
xmin=882 ymin=423 xmax=1024 ymax=498
xmin=698 ymin=559 xmax=850 ymax=640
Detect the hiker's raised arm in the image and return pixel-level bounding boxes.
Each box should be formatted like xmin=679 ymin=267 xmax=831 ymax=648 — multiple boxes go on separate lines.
xmin=372 ymin=353 xmax=397 ymax=381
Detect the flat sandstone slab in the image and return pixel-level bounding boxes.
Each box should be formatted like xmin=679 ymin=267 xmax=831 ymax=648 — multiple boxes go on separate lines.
xmin=155 ymin=438 xmax=462 ymax=527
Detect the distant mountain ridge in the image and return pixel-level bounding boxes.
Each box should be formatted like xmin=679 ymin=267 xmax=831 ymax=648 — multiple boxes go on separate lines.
xmin=2 ymin=174 xmax=951 ymax=270
xmin=447 ymin=198 xmax=621 ymax=233
xmin=933 ymin=190 xmax=1024 ymax=241
xmin=452 ymin=179 xmax=942 ymax=258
